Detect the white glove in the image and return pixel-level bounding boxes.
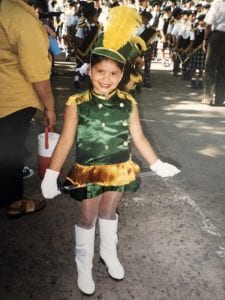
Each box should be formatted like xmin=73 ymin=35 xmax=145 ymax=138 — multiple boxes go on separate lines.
xmin=150 ymin=159 xmax=180 ymax=178
xmin=41 ymin=168 xmax=61 ymax=199
xmin=77 ymin=63 xmax=89 ymax=76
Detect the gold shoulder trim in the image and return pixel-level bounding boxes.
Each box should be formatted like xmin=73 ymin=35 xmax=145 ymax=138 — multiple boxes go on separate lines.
xmin=116 ymin=89 xmax=137 ymax=105
xmin=66 ymin=90 xmax=90 ymax=106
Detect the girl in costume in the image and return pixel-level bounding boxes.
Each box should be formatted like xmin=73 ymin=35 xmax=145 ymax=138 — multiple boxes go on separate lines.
xmin=41 ymin=6 xmax=180 ymax=296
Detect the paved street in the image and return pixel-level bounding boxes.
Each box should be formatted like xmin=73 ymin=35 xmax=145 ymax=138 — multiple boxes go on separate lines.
xmin=1 ymin=57 xmax=225 ymax=300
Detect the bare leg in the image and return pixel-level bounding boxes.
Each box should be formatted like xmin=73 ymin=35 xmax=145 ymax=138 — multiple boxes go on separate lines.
xmin=77 ymin=195 xmax=102 ymax=229
xmin=99 ymin=191 xmax=123 ymax=220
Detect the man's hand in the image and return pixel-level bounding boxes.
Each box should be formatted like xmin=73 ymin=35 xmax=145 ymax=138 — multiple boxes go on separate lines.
xmin=44 ymin=108 xmax=56 ymax=128
xmin=32 ymin=80 xmax=56 ymax=128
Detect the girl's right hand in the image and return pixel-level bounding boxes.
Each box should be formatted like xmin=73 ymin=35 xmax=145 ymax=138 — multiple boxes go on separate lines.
xmin=41 ymin=169 xmax=61 ymax=199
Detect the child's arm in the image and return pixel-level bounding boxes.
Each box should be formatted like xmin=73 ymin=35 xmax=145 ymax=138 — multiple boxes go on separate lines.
xmin=130 ymin=103 xmax=180 ymax=177
xmin=49 ymin=104 xmax=78 ymax=171
xmin=130 ymin=103 xmax=158 ymax=165
xmin=41 ymin=104 xmax=78 ymax=198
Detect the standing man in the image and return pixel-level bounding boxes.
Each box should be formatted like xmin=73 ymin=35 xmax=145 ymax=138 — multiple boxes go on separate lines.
xmin=0 ymin=0 xmax=56 ymax=217
xmin=202 ymin=0 xmax=225 ymax=106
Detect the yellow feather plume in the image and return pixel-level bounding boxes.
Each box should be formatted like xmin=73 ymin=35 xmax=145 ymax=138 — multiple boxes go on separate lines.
xmin=103 ymin=6 xmax=142 ymax=51
xmin=130 ymin=36 xmax=147 ymax=51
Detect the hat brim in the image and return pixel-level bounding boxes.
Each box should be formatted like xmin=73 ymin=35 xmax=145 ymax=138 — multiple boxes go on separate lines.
xmin=91 ymin=47 xmax=126 ymax=64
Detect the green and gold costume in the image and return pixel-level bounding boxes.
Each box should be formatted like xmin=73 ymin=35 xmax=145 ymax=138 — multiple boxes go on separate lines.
xmin=64 ymin=89 xmax=141 ymax=201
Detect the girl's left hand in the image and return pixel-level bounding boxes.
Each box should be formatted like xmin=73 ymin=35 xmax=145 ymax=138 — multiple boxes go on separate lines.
xmin=150 ymin=159 xmax=180 ymax=178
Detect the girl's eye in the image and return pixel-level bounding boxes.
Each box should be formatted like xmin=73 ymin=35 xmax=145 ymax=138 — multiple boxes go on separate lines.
xmin=111 ymin=72 xmax=118 ymax=76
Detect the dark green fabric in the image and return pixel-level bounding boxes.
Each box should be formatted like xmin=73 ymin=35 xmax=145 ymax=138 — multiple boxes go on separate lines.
xmin=63 ymin=178 xmax=141 ymax=201
xmin=76 ymin=90 xmax=133 ymax=165
xmin=64 ymin=89 xmax=140 ymax=202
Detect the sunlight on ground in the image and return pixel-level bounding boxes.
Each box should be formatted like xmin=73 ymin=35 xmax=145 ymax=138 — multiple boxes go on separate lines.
xmin=197 ymin=146 xmax=225 ymax=158
xmin=163 ymin=101 xmax=225 ymax=115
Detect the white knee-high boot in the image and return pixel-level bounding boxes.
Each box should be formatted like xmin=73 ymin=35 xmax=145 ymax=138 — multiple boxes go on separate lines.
xmin=99 ymin=214 xmax=125 ymax=280
xmin=75 ymin=225 xmax=95 ymax=295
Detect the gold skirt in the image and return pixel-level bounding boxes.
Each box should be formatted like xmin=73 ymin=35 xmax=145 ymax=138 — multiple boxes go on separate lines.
xmin=66 ymin=160 xmax=140 ymax=188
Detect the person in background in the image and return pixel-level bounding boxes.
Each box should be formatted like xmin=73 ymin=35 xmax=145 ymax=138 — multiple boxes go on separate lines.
xmin=139 ymin=10 xmax=155 ymax=89
xmin=158 ymin=5 xmax=173 ymax=66
xmin=176 ymin=10 xmax=196 ymax=81
xmin=138 ymin=0 xmax=149 ymax=13
xmin=149 ymin=1 xmax=162 ymax=60
xmin=61 ymin=1 xmax=79 ymax=61
xmin=188 ymin=13 xmax=206 ymax=89
xmin=73 ymin=2 xmax=100 ymax=88
xmin=202 ymin=0 xmax=225 ymax=106
xmin=0 ymin=0 xmax=56 ymax=217
xmin=170 ymin=7 xmax=183 ymax=76
xmin=202 ymin=3 xmax=211 ymax=15
xmin=195 ymin=2 xmax=203 ymax=17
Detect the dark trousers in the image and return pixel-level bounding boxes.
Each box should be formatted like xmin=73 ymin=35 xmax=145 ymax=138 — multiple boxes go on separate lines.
xmin=143 ymin=46 xmax=153 ymax=85
xmin=0 ymin=107 xmax=36 ymax=207
xmin=172 ymin=51 xmax=180 ymax=76
xmin=204 ymin=30 xmax=225 ymax=104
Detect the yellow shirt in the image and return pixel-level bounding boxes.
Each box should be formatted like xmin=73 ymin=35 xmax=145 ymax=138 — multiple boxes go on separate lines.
xmin=0 ymin=0 xmax=52 ymax=118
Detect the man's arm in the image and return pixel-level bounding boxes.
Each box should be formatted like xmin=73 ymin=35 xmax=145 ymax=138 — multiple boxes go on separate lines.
xmin=32 ymin=80 xmax=56 ymax=128
xmin=203 ymin=24 xmax=212 ymax=52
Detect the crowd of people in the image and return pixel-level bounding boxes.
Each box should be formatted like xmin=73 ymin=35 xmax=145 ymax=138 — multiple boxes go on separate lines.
xmin=43 ymin=0 xmax=216 ymax=96
xmin=25 ymin=0 xmax=224 ymax=105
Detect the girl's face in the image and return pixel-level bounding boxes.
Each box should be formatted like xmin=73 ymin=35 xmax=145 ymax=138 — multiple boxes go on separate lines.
xmin=90 ymin=58 xmax=123 ymax=97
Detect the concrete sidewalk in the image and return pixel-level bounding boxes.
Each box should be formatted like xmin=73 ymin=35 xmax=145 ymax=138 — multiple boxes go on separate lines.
xmin=1 ymin=57 xmax=225 ymax=300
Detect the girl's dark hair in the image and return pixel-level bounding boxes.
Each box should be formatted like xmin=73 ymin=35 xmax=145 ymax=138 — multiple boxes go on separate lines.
xmin=90 ymin=54 xmax=124 ymax=71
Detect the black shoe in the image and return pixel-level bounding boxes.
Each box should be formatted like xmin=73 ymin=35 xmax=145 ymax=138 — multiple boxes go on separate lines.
xmin=73 ymin=81 xmax=81 ymax=89
xmin=143 ymin=83 xmax=152 ymax=89
xmin=191 ymin=80 xmax=197 ymax=89
xmin=22 ymin=166 xmax=34 ymax=179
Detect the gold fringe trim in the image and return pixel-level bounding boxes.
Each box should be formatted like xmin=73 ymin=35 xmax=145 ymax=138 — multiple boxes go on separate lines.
xmin=66 ymin=90 xmax=90 ymax=106
xmin=66 ymin=160 xmax=140 ymax=187
xmin=130 ymin=73 xmax=142 ymax=84
xmin=116 ymin=90 xmax=137 ymax=105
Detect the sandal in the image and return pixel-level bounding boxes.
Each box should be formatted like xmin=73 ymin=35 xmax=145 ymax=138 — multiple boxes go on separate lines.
xmin=7 ymin=199 xmax=46 ymax=218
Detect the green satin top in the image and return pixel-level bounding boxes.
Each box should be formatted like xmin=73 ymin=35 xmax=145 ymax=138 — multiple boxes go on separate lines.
xmin=66 ymin=89 xmax=137 ymax=165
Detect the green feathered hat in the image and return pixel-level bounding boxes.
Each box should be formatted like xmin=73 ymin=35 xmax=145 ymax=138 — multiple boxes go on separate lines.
xmin=92 ymin=6 xmax=146 ymax=64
